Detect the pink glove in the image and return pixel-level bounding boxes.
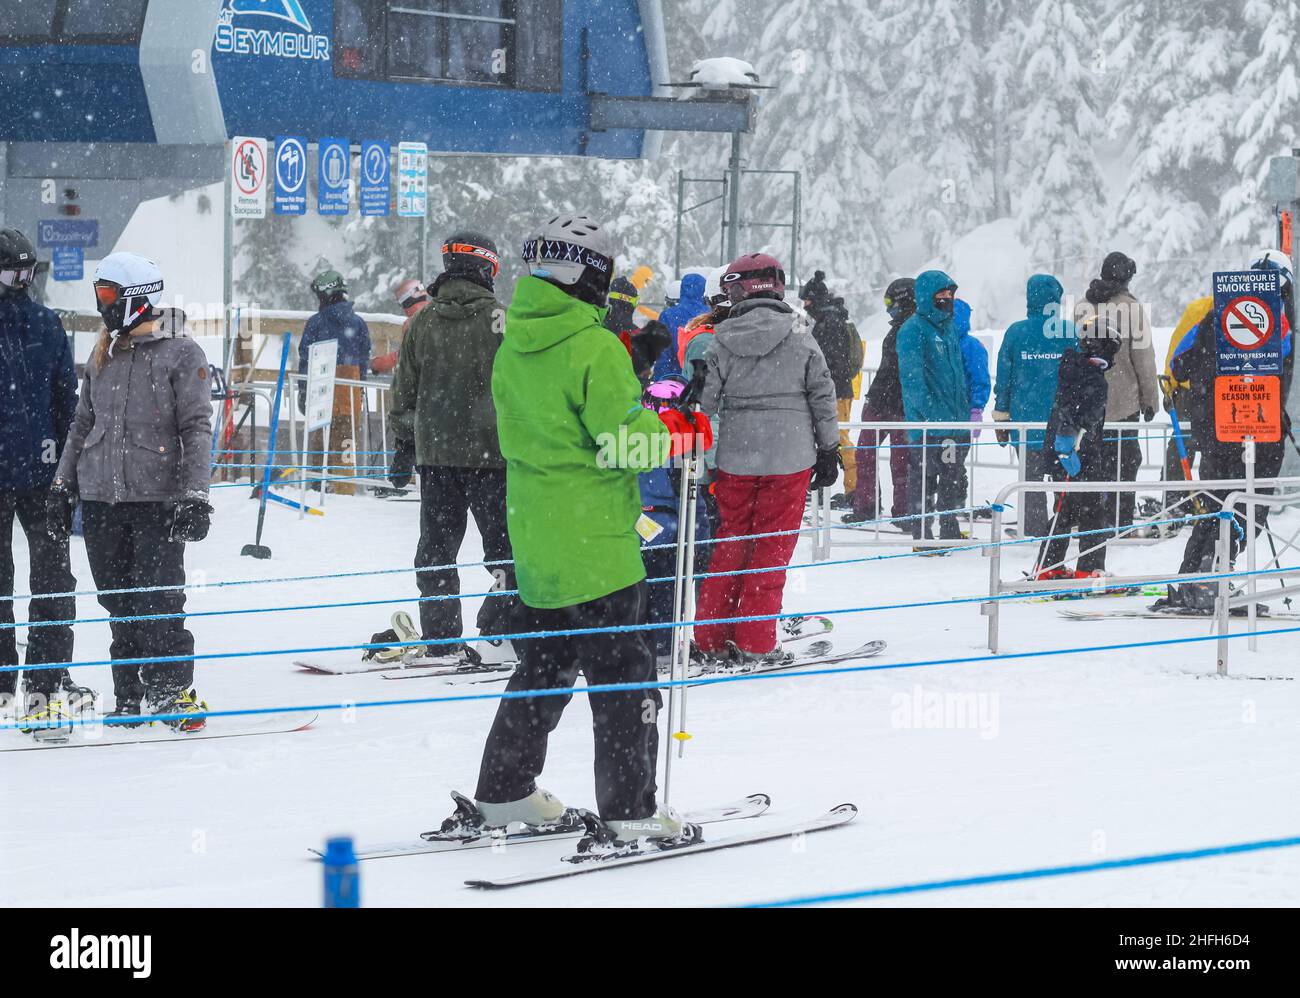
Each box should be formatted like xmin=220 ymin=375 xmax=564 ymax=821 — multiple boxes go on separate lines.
xmin=970 ymin=407 xmax=983 ymax=440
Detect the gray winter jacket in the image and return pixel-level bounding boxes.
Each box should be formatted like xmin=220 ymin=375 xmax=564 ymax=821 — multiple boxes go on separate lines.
xmin=699 ymin=298 xmax=839 ymax=476
xmin=55 ymin=315 xmax=213 ymax=503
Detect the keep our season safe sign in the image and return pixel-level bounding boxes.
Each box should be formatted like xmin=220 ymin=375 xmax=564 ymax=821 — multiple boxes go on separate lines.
xmin=1212 ymin=270 xmax=1283 ymax=442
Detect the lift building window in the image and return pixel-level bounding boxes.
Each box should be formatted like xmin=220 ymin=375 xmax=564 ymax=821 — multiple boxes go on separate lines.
xmin=1 ymin=0 xmax=149 ymax=45
xmin=336 ymin=0 xmax=561 ymax=91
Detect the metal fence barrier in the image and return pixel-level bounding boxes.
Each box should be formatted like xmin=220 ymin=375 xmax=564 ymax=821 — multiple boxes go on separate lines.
xmin=982 ymin=476 xmax=1300 ymax=660
xmin=819 ymin=419 xmax=1188 ymax=558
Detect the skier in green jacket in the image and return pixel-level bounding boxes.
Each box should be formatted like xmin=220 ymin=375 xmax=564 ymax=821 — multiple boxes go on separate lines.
xmin=448 ymin=213 xmax=710 ymax=848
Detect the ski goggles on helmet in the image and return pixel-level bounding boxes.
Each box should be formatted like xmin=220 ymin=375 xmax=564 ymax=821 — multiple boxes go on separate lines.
xmin=642 ymin=377 xmax=687 ymax=411
xmin=398 ymin=288 xmax=428 ymax=310
xmin=522 ymin=237 xmax=612 ymax=277
xmin=443 ymin=241 xmax=501 ymax=278
xmin=0 ymin=265 xmax=35 ymax=292
xmin=94 ymin=281 xmax=123 ymax=308
xmin=608 ymin=288 xmax=639 ymax=307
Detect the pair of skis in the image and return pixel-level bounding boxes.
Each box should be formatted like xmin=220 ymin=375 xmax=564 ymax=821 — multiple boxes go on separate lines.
xmin=309 ymin=792 xmax=858 ymax=890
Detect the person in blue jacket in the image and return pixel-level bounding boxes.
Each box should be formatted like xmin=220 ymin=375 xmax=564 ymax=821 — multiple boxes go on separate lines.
xmin=991 ymin=274 xmax=1072 ymax=539
xmin=651 ymin=272 xmax=709 ymax=380
xmin=896 ymin=270 xmax=970 ymax=541
xmin=0 ymin=228 xmax=90 ymax=722
xmin=953 ymin=297 xmax=989 ymax=514
xmin=637 ymin=376 xmax=712 ymax=663
xmin=297 ymin=269 xmax=372 ymax=409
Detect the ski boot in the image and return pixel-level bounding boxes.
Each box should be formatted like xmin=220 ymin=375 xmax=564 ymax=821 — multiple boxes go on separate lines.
xmin=423 ymin=789 xmax=580 ymax=843
xmin=59 ymin=677 xmax=97 ymax=716
xmin=474 ymin=637 xmax=516 ymax=666
xmin=840 ymin=509 xmax=876 ymax=524
xmin=106 ymin=695 xmax=146 ymax=728
xmin=362 ymin=610 xmax=425 ymax=664
xmin=570 ymin=806 xmax=702 ymax=863
xmin=687 ymin=642 xmax=735 ymax=675
xmin=828 ymin=492 xmax=853 ymax=511
xmin=18 ymin=694 xmax=76 ymax=742
xmin=146 ymin=687 xmax=209 ymax=732
xmin=727 ymin=641 xmax=793 ymax=673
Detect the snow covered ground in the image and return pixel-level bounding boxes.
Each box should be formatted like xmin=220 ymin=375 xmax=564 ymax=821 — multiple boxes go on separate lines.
xmin=3 ymin=481 xmax=1298 ymax=908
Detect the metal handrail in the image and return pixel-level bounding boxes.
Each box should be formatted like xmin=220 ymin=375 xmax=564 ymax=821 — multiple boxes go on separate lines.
xmin=983 ymin=476 xmax=1300 ymax=654
xmin=824 ymin=418 xmax=1192 ymax=554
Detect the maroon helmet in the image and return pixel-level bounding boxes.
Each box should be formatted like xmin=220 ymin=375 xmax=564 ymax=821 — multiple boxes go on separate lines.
xmin=721 ymin=252 xmax=785 ymax=304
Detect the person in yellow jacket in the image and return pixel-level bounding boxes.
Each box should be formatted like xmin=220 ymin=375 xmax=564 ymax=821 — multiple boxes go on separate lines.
xmin=1161 ymin=295 xmax=1213 ymax=487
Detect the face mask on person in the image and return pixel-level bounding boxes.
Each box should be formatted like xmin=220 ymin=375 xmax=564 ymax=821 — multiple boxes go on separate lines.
xmin=932 ymin=289 xmax=955 ymax=314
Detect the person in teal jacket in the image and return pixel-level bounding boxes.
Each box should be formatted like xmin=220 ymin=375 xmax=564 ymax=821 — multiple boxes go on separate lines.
xmin=991 ymin=274 xmax=1072 ymax=538
xmin=896 ymin=269 xmax=969 ymax=540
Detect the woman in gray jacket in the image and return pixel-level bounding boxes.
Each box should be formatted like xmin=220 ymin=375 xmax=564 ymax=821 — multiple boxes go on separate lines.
xmin=47 ymin=252 xmax=213 ymax=730
xmin=694 ymin=253 xmax=840 ymax=665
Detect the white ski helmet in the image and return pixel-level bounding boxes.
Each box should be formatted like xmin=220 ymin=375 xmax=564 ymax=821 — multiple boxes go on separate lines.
xmin=1250 ymin=248 xmax=1293 ymax=289
xmin=94 ymin=251 xmax=164 ymax=333
xmin=521 ymin=213 xmax=615 ymax=306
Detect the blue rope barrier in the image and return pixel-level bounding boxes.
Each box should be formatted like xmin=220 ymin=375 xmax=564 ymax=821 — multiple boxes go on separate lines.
xmin=8 ymin=553 xmax=1287 ymax=637
xmin=744 ymin=832 xmax=1300 ymax=907
xmin=8 ymin=619 xmax=1300 ymax=729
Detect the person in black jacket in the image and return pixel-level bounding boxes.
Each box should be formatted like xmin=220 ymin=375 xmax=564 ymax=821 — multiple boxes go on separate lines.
xmin=1153 ymin=255 xmax=1295 ymax=612
xmin=1035 ymin=316 xmax=1122 ymax=580
xmin=385 ymin=231 xmax=518 ymax=666
xmin=811 ymin=296 xmax=865 ymax=507
xmin=0 ymin=228 xmax=91 ymax=727
xmin=846 ymin=278 xmax=913 ymax=523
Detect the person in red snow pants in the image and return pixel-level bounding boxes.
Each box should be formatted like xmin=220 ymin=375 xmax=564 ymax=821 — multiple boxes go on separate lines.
xmin=692 ymin=252 xmax=840 ymax=660
xmin=694 ymin=467 xmax=812 ymax=653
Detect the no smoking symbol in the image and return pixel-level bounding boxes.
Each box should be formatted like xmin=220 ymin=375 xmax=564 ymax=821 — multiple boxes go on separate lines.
xmin=1221 ymin=295 xmax=1273 ymax=350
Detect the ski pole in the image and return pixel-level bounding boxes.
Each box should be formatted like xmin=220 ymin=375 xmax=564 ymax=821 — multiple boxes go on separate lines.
xmin=1031 ymin=472 xmax=1068 ymax=579
xmin=662 ymin=439 xmax=693 ymax=808
xmin=675 ymin=441 xmax=701 ymax=761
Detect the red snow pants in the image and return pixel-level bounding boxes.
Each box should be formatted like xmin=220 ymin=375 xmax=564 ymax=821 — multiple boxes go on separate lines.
xmin=694 ymin=467 xmax=811 ymax=654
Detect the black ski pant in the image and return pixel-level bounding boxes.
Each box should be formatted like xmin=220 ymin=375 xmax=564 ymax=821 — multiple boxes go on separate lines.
xmin=415 ymin=466 xmax=518 ymax=643
xmin=475 ymin=582 xmax=660 ymax=821
xmin=0 ymin=490 xmax=76 ymax=699
xmin=907 ymin=433 xmax=968 ymax=539
xmin=81 ymin=501 xmax=193 ymax=704
xmin=1096 ymin=414 xmax=1142 ymax=529
xmin=1018 ymin=446 xmax=1051 ymax=539
xmin=1176 ymin=451 xmax=1252 ymax=576
xmin=643 ymin=540 xmax=711 ymax=659
xmin=1037 ymin=470 xmax=1111 ymax=575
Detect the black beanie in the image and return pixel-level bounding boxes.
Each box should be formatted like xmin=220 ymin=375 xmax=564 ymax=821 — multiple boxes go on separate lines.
xmin=1100 ymin=251 xmax=1137 ymax=285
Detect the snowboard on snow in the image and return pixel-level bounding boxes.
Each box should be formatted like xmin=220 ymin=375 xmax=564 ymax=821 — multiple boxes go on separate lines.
xmin=0 ymin=711 xmax=318 ymax=751
xmin=309 ymin=792 xmax=772 ymax=861
xmin=465 ymin=802 xmax=858 ymax=890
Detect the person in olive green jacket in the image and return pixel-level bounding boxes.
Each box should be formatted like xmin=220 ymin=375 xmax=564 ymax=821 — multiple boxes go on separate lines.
xmin=459 ymin=213 xmax=709 ymax=845
xmin=386 ymin=231 xmax=518 ymax=665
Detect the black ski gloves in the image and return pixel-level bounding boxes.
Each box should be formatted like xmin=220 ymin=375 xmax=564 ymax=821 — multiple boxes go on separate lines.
xmin=389 ymin=438 xmax=416 ymax=489
xmin=1141 ymin=406 xmax=1156 ymax=422
xmin=172 ymin=494 xmax=213 ymax=542
xmin=810 ymin=447 xmax=842 ymax=491
xmin=45 ymin=482 xmax=76 ymax=542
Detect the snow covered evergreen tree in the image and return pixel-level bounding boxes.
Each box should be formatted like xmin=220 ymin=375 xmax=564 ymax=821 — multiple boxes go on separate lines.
xmin=1009 ymin=0 xmax=1108 ymax=290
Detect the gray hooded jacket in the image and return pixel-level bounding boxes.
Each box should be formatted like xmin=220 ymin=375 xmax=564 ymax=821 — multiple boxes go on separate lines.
xmin=55 ymin=313 xmax=213 ymax=503
xmin=699 ymin=298 xmax=839 ymax=476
